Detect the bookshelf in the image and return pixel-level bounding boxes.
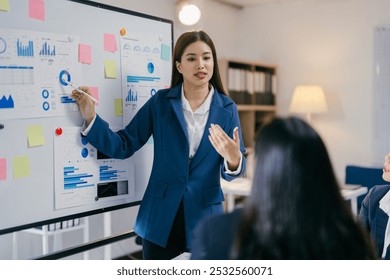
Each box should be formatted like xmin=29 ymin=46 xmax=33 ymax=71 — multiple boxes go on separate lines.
xmin=219 ymin=59 xmax=277 ymax=151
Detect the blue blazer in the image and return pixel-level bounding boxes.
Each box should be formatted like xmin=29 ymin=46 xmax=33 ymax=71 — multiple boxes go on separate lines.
xmin=358 ymin=184 xmax=390 ymax=259
xmin=84 ymin=84 xmax=246 ymax=248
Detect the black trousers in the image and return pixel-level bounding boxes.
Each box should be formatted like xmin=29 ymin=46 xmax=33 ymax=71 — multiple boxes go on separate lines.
xmin=142 ymin=201 xmax=187 ymax=260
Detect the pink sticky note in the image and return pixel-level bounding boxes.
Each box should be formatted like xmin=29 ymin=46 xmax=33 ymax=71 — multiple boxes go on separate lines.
xmin=79 ymin=44 xmax=92 ymax=64
xmin=104 ymin=33 xmax=117 ymax=52
xmin=29 ymin=0 xmax=45 ymax=21
xmin=88 ymin=86 xmax=99 ymax=105
xmin=0 ymin=158 xmax=6 ymax=180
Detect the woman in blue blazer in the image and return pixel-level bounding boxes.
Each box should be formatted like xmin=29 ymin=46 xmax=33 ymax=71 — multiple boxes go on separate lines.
xmin=71 ymin=30 xmax=246 ymax=259
xmin=358 ymin=153 xmax=390 ymax=259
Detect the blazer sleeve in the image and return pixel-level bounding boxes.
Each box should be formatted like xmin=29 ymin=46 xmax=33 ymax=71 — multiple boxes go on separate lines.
xmin=85 ymin=95 xmax=155 ymax=159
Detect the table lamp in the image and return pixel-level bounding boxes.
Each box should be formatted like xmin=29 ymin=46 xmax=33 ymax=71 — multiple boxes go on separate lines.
xmin=289 ymin=85 xmax=328 ymax=123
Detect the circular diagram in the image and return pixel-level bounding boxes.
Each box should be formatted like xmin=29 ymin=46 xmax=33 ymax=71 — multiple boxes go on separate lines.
xmin=42 ymin=89 xmax=49 ymax=99
xmin=42 ymin=101 xmax=50 ymax=111
xmin=59 ymin=70 xmax=71 ymax=86
xmin=147 ymin=62 xmax=154 ymax=74
xmin=0 ymin=38 xmax=6 ymax=54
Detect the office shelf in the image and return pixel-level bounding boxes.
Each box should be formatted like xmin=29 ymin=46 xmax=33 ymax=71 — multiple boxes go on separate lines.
xmin=219 ymin=59 xmax=277 ymax=149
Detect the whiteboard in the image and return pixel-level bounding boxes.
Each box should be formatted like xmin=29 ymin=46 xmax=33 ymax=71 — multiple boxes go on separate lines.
xmin=0 ymin=0 xmax=173 ymax=234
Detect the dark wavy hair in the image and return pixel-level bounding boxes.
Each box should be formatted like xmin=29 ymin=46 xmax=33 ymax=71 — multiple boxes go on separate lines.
xmin=232 ymin=116 xmax=376 ymax=259
xmin=170 ymin=30 xmax=226 ymax=95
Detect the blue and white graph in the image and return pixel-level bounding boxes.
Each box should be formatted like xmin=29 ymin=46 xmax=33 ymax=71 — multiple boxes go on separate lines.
xmin=125 ymin=89 xmax=138 ymax=102
xmin=0 ymin=95 xmax=14 ymax=109
xmin=16 ymin=38 xmax=34 ymax=57
xmin=0 ymin=65 xmax=34 ymax=85
xmin=54 ymin=127 xmax=135 ymax=209
xmin=99 ymin=165 xmax=127 ymax=181
xmin=0 ymin=28 xmax=80 ymax=120
xmin=64 ymin=166 xmax=94 ymax=189
xmin=0 ymin=38 xmax=6 ymax=54
xmin=39 ymin=41 xmax=56 ymax=57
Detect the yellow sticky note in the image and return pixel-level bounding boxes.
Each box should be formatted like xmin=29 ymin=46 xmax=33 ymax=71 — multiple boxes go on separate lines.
xmin=13 ymin=155 xmax=31 ymax=179
xmin=104 ymin=60 xmax=117 ymax=78
xmin=27 ymin=125 xmax=45 ymax=147
xmin=0 ymin=0 xmax=10 ymax=12
xmin=115 ymin=98 xmax=123 ymax=116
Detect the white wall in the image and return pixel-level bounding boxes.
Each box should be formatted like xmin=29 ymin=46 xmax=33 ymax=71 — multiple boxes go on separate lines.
xmin=235 ymin=0 xmax=390 ymax=180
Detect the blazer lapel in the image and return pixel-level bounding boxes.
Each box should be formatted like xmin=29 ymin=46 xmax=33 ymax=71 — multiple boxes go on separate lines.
xmin=190 ymin=93 xmax=231 ymax=170
xmin=167 ymin=85 xmax=189 ymax=142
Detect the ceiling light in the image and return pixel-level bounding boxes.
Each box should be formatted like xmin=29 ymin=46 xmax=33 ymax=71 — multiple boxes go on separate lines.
xmin=177 ymin=2 xmax=201 ymax=26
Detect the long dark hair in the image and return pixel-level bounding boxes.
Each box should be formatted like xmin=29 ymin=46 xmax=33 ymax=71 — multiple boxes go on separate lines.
xmin=170 ymin=30 xmax=226 ymax=95
xmin=232 ymin=116 xmax=376 ymax=259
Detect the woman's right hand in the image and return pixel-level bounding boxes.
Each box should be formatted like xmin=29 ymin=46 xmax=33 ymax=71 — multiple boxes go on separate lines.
xmin=71 ymin=86 xmax=96 ymax=125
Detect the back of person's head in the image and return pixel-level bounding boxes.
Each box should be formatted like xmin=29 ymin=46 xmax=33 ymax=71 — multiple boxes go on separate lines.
xmin=170 ymin=30 xmax=225 ymax=94
xmin=232 ymin=116 xmax=376 ymax=259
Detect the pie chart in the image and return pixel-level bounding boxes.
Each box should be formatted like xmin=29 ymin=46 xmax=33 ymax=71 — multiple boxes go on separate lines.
xmin=0 ymin=38 xmax=6 ymax=54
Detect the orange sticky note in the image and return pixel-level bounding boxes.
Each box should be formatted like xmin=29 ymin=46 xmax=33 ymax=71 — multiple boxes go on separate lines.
xmin=104 ymin=33 xmax=117 ymax=52
xmin=79 ymin=44 xmax=92 ymax=64
xmin=88 ymin=86 xmax=99 ymax=105
xmin=29 ymin=0 xmax=45 ymax=21
xmin=0 ymin=158 xmax=6 ymax=180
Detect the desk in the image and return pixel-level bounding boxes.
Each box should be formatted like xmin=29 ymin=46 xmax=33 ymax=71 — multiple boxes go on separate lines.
xmin=221 ymin=179 xmax=368 ymax=215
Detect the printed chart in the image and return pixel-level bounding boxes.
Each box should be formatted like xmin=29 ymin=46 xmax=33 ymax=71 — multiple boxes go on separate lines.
xmin=120 ymin=36 xmax=171 ymax=125
xmin=54 ymin=127 xmax=135 ymax=210
xmin=0 ymin=28 xmax=81 ymax=120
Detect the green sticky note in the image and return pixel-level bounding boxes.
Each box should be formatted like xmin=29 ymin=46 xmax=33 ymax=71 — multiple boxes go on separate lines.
xmin=114 ymin=98 xmax=123 ymax=116
xmin=13 ymin=156 xmax=31 ymax=179
xmin=161 ymin=44 xmax=170 ymax=61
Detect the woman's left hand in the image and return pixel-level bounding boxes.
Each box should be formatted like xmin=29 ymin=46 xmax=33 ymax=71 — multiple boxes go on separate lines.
xmin=208 ymin=124 xmax=241 ymax=171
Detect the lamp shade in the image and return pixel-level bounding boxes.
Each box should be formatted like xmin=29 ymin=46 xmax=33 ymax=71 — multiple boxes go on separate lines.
xmin=289 ymin=86 xmax=327 ymax=114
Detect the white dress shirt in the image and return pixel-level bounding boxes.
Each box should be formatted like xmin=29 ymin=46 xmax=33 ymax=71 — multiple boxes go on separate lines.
xmin=181 ymin=85 xmax=242 ymax=174
xmin=379 ymin=190 xmax=390 ymax=258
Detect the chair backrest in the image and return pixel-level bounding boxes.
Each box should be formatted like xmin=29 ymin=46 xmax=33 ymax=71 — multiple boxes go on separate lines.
xmin=345 ymin=165 xmax=387 ymax=212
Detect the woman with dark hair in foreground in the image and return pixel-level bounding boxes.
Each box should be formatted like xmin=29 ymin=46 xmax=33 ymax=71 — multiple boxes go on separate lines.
xmin=191 ymin=116 xmax=376 ymax=259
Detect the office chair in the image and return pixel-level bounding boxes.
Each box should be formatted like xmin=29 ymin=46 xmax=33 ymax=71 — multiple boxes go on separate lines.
xmin=345 ymin=165 xmax=387 ymax=213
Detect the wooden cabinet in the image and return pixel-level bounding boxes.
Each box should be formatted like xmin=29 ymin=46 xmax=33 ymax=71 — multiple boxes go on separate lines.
xmin=219 ymin=59 xmax=277 ymax=151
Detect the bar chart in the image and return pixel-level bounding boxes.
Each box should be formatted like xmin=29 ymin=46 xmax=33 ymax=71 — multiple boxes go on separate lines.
xmin=39 ymin=41 xmax=56 ymax=57
xmin=16 ymin=38 xmax=34 ymax=57
xmin=63 ymin=166 xmax=94 ymax=190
